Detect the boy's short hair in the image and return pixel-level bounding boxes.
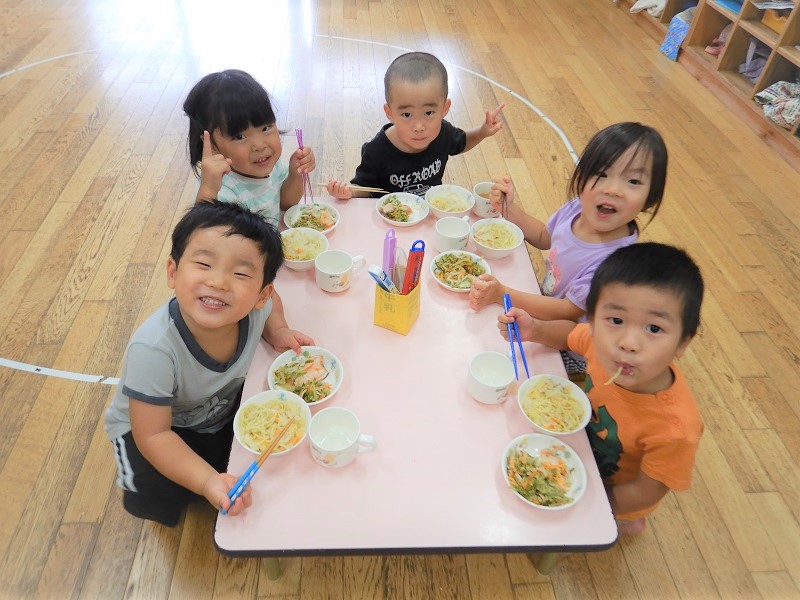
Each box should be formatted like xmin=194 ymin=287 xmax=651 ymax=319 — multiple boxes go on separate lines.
xmin=170 ymin=201 xmax=283 ymax=287
xmin=384 ymin=52 xmax=448 ymax=103
xmin=586 ymin=243 xmax=704 ymax=340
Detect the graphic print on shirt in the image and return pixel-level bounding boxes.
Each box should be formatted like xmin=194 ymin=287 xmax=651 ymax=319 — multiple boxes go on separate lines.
xmin=541 ymin=247 xmax=560 ymax=296
xmin=173 ymin=378 xmax=244 ymax=432
xmin=583 ymin=374 xmax=622 ymax=479
xmin=389 ymin=158 xmax=442 ymax=195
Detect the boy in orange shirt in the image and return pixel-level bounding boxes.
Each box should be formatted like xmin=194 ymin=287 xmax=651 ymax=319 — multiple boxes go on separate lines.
xmin=499 ymin=243 xmax=704 ymax=533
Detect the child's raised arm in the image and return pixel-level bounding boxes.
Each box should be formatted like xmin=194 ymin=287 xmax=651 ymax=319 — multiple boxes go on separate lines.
xmin=326 ymin=180 xmax=370 ymax=201
xmin=280 ymin=146 xmax=317 ymax=210
xmin=497 ymin=307 xmax=576 ymax=349
xmin=490 ymin=178 xmax=550 ymax=249
xmin=463 ymin=103 xmax=505 ymax=152
xmin=196 ymin=130 xmax=232 ymax=203
xmin=470 ymin=278 xmax=585 ymax=321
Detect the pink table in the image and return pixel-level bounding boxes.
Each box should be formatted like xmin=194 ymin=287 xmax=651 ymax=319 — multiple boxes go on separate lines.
xmin=215 ymin=198 xmax=617 ymax=571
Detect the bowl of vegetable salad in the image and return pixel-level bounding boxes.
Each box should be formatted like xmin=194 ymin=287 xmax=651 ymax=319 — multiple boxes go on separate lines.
xmin=267 ymin=346 xmax=343 ymax=406
xmin=376 ymin=192 xmax=429 ymax=227
xmin=281 ymin=227 xmax=329 ymax=271
xmin=430 ymin=250 xmax=491 ymax=293
xmin=284 ymin=202 xmax=340 ymax=235
xmin=470 ymin=218 xmax=524 ymax=260
xmin=501 ymin=433 xmax=587 ymax=510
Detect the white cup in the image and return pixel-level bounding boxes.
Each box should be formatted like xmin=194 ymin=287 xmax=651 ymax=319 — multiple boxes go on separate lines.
xmin=309 ymin=407 xmax=376 ymax=468
xmin=472 ymin=182 xmax=499 ymax=218
xmin=467 ymin=351 xmax=516 ymax=404
xmin=314 ymin=250 xmax=365 ymax=292
xmin=434 ymin=216 xmax=471 ymax=252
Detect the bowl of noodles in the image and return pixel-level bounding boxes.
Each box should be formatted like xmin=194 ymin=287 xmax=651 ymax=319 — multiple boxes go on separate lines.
xmin=375 ymin=192 xmax=429 ymax=227
xmin=425 ymin=184 xmax=475 ymax=219
xmin=517 ymin=374 xmax=591 ymax=436
xmin=267 ymin=346 xmax=343 ymax=406
xmin=470 ymin=218 xmax=524 ymax=260
xmin=284 ymin=202 xmax=340 ymax=234
xmin=502 ymin=433 xmax=587 ymax=510
xmin=281 ymin=227 xmax=329 ymax=271
xmin=430 ymin=250 xmax=491 ymax=293
xmin=234 ymin=390 xmax=311 ymax=456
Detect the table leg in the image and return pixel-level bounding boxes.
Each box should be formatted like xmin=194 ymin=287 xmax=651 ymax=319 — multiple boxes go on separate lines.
xmin=264 ymin=557 xmax=282 ymax=580
xmin=533 ymin=552 xmax=560 ymax=575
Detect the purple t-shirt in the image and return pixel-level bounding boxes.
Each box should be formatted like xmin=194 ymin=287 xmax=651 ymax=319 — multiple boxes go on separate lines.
xmin=541 ymin=198 xmax=638 ymax=319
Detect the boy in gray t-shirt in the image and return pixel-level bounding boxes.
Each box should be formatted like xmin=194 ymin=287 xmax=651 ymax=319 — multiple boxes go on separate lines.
xmin=105 ymin=201 xmax=313 ymax=527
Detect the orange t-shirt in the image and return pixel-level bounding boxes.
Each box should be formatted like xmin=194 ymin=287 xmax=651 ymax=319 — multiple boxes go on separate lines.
xmin=568 ymin=324 xmax=703 ymax=520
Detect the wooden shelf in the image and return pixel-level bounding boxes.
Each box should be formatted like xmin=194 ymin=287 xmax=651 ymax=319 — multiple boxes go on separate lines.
xmin=617 ymin=0 xmax=800 ymax=172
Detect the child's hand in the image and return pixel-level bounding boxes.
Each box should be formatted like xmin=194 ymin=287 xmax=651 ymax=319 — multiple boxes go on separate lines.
xmin=204 ymin=472 xmax=252 ymax=516
xmin=468 ymin=274 xmax=505 ymax=311
xmin=270 ymin=327 xmax=315 ymax=354
xmin=290 ymin=146 xmax=316 ymax=176
xmin=498 ymin=307 xmax=535 ymax=343
xmin=326 ymin=180 xmax=354 ymax=200
xmin=480 ymin=103 xmax=505 ymax=138
xmin=490 ymin=177 xmax=514 ymax=214
xmin=197 ymin=130 xmax=232 ymax=202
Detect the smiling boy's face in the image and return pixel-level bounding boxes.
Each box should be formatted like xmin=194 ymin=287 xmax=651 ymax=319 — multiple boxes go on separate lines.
xmin=383 ymin=76 xmax=451 ymax=154
xmin=167 ymin=226 xmax=272 ymax=339
xmin=590 ymin=282 xmax=690 ymax=394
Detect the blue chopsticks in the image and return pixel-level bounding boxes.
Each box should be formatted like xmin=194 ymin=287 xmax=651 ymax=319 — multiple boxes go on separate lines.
xmin=502 ymin=294 xmax=530 ymax=380
xmin=220 ymin=416 xmax=296 ymax=515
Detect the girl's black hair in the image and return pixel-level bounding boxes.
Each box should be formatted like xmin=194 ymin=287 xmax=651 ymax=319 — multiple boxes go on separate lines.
xmin=183 ymin=69 xmax=278 ymax=176
xmin=568 ymin=122 xmax=668 ymax=231
xmin=585 ymin=242 xmax=704 ymax=340
xmin=171 ymin=201 xmax=283 ymax=287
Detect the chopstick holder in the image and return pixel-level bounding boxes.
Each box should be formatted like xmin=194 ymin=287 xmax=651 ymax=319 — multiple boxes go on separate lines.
xmin=221 ymin=416 xmax=296 ymax=515
xmin=502 ymin=294 xmax=530 ymax=380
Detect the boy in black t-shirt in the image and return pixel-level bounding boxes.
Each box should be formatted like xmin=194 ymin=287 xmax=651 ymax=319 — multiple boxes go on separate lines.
xmin=326 ymin=52 xmax=504 ymax=199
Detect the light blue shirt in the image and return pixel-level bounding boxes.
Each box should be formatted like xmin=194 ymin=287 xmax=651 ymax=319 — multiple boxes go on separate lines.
xmin=216 ymin=159 xmax=289 ymax=226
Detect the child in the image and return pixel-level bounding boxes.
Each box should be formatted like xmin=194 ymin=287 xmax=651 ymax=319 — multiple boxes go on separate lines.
xmin=469 ymin=122 xmax=667 ymax=321
xmin=499 ymin=243 xmax=704 ymax=534
xmin=105 ymin=201 xmax=314 ymax=527
xmin=326 ymin=51 xmax=504 ymax=199
xmin=183 ymin=69 xmax=317 ymax=226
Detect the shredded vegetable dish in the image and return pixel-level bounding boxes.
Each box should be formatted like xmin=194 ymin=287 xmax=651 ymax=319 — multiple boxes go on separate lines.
xmin=282 ymin=229 xmax=326 ymax=261
xmin=521 ymin=378 xmax=585 ymax=433
xmin=506 ymin=444 xmax=573 ymax=507
xmin=429 ymin=190 xmax=470 ymax=212
xmin=292 ymin=204 xmax=337 ymax=231
xmin=433 ymin=253 xmax=486 ymax=289
xmin=379 ymin=195 xmax=414 ymax=222
xmin=237 ymin=398 xmax=307 ymax=453
xmin=273 ymin=351 xmax=333 ymax=403
xmin=473 ymin=222 xmax=519 ymax=249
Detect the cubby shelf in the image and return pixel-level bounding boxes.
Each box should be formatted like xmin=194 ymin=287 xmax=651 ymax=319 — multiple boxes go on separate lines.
xmin=618 ymin=0 xmax=800 ymax=171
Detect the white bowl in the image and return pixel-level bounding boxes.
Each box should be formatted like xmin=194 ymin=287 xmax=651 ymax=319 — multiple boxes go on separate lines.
xmin=281 ymin=227 xmax=329 ymax=271
xmin=375 ymin=192 xmax=429 ymax=227
xmin=425 ymin=184 xmax=475 ymax=219
xmin=517 ymin=374 xmax=591 ymax=436
xmin=501 ymin=433 xmax=587 ymax=510
xmin=234 ymin=390 xmax=312 ymax=456
xmin=470 ymin=218 xmax=524 ymax=260
xmin=284 ymin=202 xmax=340 ymax=235
xmin=429 ymin=250 xmax=491 ymax=293
xmin=267 ymin=346 xmax=343 ymax=406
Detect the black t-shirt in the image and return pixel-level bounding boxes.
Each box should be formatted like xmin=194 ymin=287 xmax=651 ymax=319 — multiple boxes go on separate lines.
xmin=351 ymin=120 xmax=467 ymax=197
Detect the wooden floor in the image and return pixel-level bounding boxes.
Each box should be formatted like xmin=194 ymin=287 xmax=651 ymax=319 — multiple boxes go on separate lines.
xmin=1 ymin=0 xmax=799 ymax=598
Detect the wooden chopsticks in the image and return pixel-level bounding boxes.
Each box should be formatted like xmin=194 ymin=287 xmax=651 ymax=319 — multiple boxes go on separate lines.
xmin=316 ymin=183 xmax=388 ymax=194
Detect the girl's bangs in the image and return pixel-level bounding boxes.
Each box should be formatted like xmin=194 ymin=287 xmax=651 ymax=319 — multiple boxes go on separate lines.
xmin=214 ymin=85 xmax=275 ymax=136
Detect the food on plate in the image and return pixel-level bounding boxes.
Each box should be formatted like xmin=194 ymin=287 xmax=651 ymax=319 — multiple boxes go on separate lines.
xmin=472 ymin=222 xmax=518 ymax=249
xmin=291 ymin=204 xmax=337 ymax=231
xmin=273 ymin=351 xmax=333 ymax=403
xmin=433 ymin=253 xmax=486 ymax=289
xmin=506 ymin=444 xmax=573 ymax=507
xmin=379 ymin=194 xmax=414 ymax=222
xmin=428 ymin=190 xmax=470 ymax=213
xmin=237 ymin=398 xmax=307 ymax=453
xmin=521 ymin=378 xmax=586 ymax=433
xmin=282 ymin=229 xmax=326 ymax=261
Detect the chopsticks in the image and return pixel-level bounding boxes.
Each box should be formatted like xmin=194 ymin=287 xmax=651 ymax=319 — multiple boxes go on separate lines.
xmin=220 ymin=416 xmax=296 ymax=515
xmin=294 ymin=129 xmax=314 ymax=204
xmin=315 ymin=183 xmax=388 ymax=194
xmin=502 ymin=293 xmax=530 ymax=380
